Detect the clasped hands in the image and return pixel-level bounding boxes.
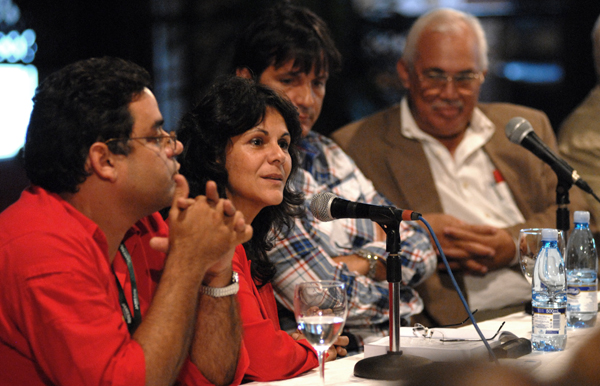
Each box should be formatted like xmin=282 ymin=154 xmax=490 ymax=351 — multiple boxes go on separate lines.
xmin=149 ymin=175 xmax=252 ymax=283
xmin=422 ymin=213 xmax=516 ymax=276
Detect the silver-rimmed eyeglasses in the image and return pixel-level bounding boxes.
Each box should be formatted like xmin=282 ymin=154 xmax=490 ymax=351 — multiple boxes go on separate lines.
xmin=104 ymin=131 xmax=177 ymax=152
xmin=412 ymin=321 xmax=505 ymax=343
xmin=417 ymin=70 xmax=484 ymax=96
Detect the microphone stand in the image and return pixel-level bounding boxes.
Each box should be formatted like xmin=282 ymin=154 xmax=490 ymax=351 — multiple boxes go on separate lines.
xmin=354 ymin=213 xmax=432 ymax=380
xmin=555 ymin=180 xmax=572 ymax=236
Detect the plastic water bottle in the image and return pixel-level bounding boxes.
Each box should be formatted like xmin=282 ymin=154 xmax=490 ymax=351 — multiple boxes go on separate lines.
xmin=531 ymin=228 xmax=567 ymax=351
xmin=566 ymin=211 xmax=598 ymax=328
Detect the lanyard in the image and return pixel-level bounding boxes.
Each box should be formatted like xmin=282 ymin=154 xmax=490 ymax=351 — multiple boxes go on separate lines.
xmin=113 ymin=243 xmax=142 ymax=335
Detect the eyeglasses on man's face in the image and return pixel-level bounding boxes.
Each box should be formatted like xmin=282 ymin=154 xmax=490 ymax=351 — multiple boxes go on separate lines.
xmin=416 ymin=69 xmax=483 ymax=96
xmin=104 ymin=131 xmax=178 ymax=153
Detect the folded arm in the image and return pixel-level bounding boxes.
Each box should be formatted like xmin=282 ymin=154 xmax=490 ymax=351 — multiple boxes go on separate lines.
xmin=270 ymin=217 xmax=435 ymax=325
xmin=139 ymin=177 xmax=251 ymax=386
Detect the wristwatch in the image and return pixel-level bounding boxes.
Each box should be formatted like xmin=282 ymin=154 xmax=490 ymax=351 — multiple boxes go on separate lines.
xmin=356 ymin=249 xmax=381 ymax=280
xmin=200 ymin=271 xmax=239 ymax=297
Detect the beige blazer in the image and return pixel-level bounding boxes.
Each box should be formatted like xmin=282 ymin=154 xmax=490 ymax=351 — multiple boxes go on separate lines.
xmin=559 ymin=85 xmax=600 ymax=220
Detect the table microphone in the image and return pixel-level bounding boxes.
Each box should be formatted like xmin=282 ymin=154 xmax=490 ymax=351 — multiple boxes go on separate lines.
xmin=505 ymin=116 xmax=593 ymax=194
xmin=310 ymin=192 xmax=420 ymax=223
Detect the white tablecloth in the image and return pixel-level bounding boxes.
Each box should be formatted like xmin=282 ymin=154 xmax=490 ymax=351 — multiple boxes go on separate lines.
xmin=247 ymin=311 xmax=599 ymax=385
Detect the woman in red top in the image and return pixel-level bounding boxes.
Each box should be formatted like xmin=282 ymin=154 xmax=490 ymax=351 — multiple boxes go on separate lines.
xmin=178 ymin=76 xmax=348 ymax=382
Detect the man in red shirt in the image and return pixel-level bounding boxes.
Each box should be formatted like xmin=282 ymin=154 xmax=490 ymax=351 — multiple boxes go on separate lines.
xmin=0 ymin=57 xmax=252 ymax=385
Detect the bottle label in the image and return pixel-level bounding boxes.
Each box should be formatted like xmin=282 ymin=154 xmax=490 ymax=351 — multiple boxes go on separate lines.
xmin=567 ymin=284 xmax=598 ymax=313
xmin=532 ymin=307 xmax=566 ymax=335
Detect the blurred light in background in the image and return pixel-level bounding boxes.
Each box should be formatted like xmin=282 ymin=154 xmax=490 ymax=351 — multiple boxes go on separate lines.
xmin=499 ymin=61 xmax=565 ymax=84
xmin=0 ymin=29 xmax=37 ymax=63
xmin=352 ymin=0 xmax=514 ymax=18
xmin=1 ymin=0 xmax=37 ymax=160
xmin=0 ymin=64 xmax=37 ymax=159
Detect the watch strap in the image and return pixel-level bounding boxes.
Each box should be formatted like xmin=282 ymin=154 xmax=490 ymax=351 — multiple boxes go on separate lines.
xmin=356 ymin=249 xmax=380 ymax=280
xmin=200 ymin=271 xmax=239 ymax=298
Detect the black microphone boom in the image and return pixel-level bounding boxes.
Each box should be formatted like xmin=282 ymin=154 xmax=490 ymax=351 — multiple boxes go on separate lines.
xmin=505 ymin=117 xmax=593 ymax=194
xmin=310 ymin=192 xmax=421 ymax=223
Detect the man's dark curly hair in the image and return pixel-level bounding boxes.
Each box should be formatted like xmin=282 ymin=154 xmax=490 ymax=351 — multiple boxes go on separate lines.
xmin=232 ymin=2 xmax=342 ymax=79
xmin=178 ymin=75 xmax=305 ymax=287
xmin=24 ymin=57 xmax=152 ymax=193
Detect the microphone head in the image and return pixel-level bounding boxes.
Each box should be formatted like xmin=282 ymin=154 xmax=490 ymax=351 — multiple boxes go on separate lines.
xmin=505 ymin=117 xmax=534 ymax=144
xmin=310 ymin=192 xmax=337 ymax=222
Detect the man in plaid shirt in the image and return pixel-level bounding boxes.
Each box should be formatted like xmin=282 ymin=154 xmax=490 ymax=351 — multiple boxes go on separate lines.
xmin=233 ymin=4 xmax=436 ymax=350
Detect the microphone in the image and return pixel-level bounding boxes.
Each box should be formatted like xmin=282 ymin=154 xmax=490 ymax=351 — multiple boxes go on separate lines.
xmin=310 ymin=192 xmax=421 ymax=223
xmin=505 ymin=117 xmax=593 ymax=194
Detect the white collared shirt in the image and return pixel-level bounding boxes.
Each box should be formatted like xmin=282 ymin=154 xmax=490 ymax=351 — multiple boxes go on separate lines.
xmin=400 ymin=98 xmax=530 ymax=310
xmin=400 ymin=98 xmax=525 ymax=227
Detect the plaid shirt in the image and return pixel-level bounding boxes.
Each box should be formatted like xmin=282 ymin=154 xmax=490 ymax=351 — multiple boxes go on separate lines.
xmin=269 ymin=132 xmax=436 ymax=342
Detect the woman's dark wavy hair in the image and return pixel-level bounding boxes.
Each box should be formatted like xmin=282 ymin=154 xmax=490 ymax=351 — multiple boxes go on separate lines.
xmin=24 ymin=57 xmax=152 ymax=193
xmin=232 ymin=2 xmax=342 ymax=79
xmin=178 ymin=76 xmax=305 ymax=287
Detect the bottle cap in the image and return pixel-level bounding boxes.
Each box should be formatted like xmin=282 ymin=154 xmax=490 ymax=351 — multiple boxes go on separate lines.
xmin=574 ymin=211 xmax=590 ymax=224
xmin=541 ymin=228 xmax=558 ymax=241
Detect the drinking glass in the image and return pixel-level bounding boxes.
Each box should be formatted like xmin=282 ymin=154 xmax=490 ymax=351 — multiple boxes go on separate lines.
xmin=518 ymin=228 xmax=566 ymax=284
xmin=294 ymin=281 xmax=347 ymax=385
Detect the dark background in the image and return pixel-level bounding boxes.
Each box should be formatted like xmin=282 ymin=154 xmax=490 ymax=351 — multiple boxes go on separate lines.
xmin=2 ymin=0 xmax=600 ymax=212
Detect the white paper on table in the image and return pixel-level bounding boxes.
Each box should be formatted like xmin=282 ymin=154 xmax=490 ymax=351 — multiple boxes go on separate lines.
xmin=364 ymin=326 xmax=517 ymax=362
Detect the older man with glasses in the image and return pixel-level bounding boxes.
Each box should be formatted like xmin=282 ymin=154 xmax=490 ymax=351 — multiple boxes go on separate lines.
xmin=333 ymin=8 xmax=591 ymax=326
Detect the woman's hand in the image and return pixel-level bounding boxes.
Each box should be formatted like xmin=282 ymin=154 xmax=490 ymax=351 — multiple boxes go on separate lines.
xmin=326 ymin=335 xmax=349 ymax=361
xmin=290 ymin=331 xmax=349 ymax=361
